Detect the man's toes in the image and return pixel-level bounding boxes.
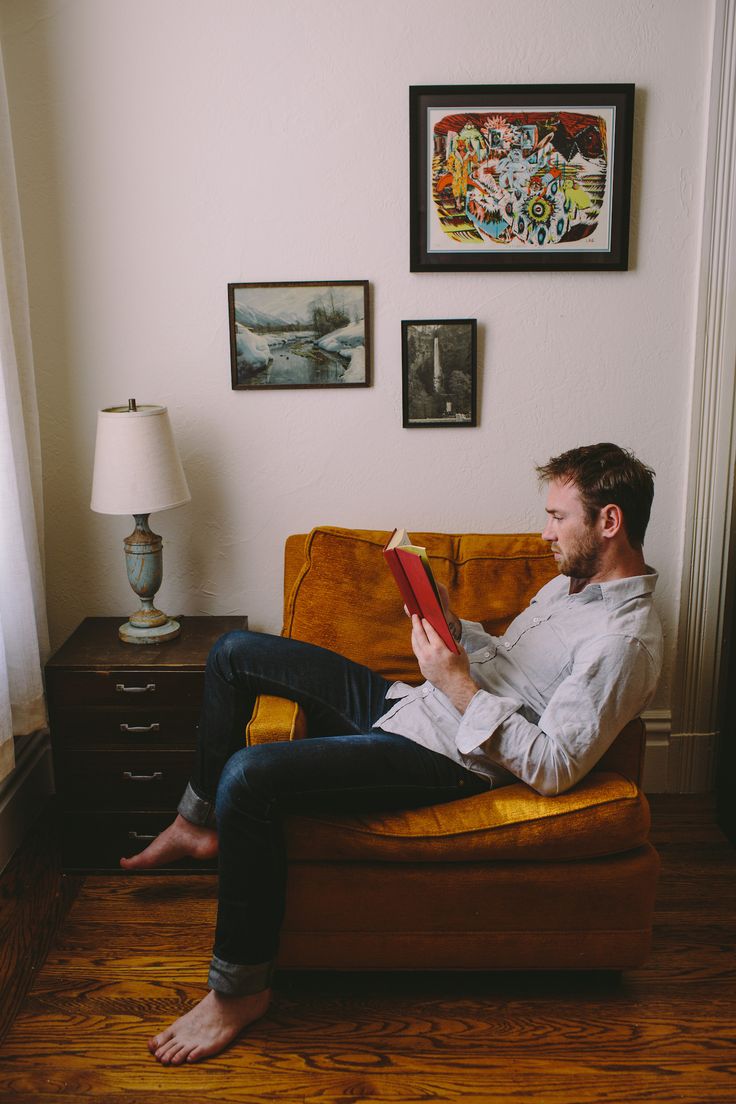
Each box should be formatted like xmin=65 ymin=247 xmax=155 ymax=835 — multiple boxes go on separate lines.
xmin=165 ymin=1042 xmax=191 ymax=1066
xmin=154 ymin=1036 xmax=183 ymax=1063
xmin=157 ymin=1046 xmax=180 ymax=1065
xmin=148 ymin=1028 xmax=172 ymax=1054
xmin=185 ymin=1044 xmax=209 ymax=1064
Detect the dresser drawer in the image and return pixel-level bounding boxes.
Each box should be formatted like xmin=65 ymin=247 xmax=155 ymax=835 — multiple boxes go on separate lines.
xmin=47 ymin=669 xmax=204 ymax=709
xmin=55 ymin=749 xmax=193 ymax=809
xmin=60 ymin=810 xmax=218 ymax=873
xmin=49 ymin=707 xmax=200 ymax=749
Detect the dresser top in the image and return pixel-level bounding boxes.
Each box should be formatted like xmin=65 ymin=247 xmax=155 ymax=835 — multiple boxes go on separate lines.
xmin=46 ymin=616 xmax=248 ymax=672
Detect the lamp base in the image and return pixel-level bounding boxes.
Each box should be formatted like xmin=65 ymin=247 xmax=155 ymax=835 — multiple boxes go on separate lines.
xmin=119 ymin=618 xmax=181 ymax=644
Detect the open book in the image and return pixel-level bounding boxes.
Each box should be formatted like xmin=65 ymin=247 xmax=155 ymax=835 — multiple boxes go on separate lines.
xmin=383 ymin=529 xmax=460 ymax=653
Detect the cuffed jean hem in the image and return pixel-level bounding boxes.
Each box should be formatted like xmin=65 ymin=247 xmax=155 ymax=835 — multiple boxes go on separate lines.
xmin=177 ymin=782 xmax=217 ymax=828
xmin=208 ymin=954 xmax=275 ymax=995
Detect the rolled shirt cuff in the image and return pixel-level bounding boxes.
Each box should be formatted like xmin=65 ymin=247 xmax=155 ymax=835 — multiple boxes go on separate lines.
xmin=177 ymin=782 xmax=217 ymax=828
xmin=208 ymin=954 xmax=275 ymax=995
xmin=456 ymin=691 xmax=524 ymax=755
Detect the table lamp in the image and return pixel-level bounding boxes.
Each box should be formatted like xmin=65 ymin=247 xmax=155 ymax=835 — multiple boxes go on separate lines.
xmin=90 ymin=399 xmax=191 ymax=643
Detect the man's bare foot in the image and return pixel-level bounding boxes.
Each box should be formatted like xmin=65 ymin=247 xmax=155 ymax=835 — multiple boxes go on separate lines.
xmin=120 ymin=814 xmax=218 ymax=871
xmin=148 ymin=987 xmax=271 ymax=1064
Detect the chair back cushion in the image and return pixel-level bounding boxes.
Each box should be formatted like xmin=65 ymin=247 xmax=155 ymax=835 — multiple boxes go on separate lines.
xmin=283 ymin=526 xmax=556 ymax=685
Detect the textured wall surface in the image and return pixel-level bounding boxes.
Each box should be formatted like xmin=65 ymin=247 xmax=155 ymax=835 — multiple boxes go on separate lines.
xmin=0 ymin=0 xmax=715 ymax=716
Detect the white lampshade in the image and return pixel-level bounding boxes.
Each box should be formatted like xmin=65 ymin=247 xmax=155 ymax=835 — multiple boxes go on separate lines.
xmin=90 ymin=403 xmax=191 ymax=516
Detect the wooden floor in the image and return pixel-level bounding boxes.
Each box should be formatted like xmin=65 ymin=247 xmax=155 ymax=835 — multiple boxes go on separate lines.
xmin=0 ymin=796 xmax=734 ymax=1103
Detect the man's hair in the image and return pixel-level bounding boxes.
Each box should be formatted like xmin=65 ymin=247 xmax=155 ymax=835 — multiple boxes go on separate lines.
xmin=536 ymin=443 xmax=655 ymax=549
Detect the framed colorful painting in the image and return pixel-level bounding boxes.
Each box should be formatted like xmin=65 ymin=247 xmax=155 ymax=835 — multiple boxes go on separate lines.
xmin=401 ymin=319 xmax=477 ymax=427
xmin=410 ymin=84 xmax=634 ymax=272
xmin=229 ymin=280 xmax=370 ymax=389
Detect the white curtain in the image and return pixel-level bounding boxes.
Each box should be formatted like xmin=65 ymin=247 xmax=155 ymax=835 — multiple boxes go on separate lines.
xmin=0 ymin=42 xmax=49 ymax=784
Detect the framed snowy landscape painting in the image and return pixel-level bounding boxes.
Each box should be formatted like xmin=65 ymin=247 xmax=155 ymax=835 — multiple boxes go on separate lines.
xmin=228 ymin=281 xmax=371 ymax=389
xmin=401 ymin=319 xmax=477 ymax=428
xmin=410 ymin=84 xmax=634 ymax=272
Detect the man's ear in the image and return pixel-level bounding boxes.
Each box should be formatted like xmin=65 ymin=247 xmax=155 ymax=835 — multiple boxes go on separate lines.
xmin=600 ymin=503 xmax=624 ymax=540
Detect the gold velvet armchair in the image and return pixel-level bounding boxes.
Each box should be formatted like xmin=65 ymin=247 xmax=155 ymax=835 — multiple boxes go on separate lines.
xmin=246 ymin=527 xmax=659 ymax=972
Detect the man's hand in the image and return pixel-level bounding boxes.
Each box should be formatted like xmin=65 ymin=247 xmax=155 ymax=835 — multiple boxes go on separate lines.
xmin=404 ymin=583 xmax=462 ymax=641
xmin=411 ymin=615 xmax=478 ymax=714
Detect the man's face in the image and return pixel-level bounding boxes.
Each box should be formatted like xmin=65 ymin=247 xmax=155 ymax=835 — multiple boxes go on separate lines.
xmin=541 ymin=479 xmax=602 ymax=579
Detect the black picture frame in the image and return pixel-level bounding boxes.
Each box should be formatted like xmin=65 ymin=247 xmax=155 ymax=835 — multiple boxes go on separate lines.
xmin=401 ymin=319 xmax=477 ymax=428
xmin=229 ymin=280 xmax=371 ymax=389
xmin=410 ymin=84 xmax=635 ymax=272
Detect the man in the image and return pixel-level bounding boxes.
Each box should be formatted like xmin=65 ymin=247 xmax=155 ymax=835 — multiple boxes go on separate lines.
xmin=124 ymin=442 xmax=663 ymax=1065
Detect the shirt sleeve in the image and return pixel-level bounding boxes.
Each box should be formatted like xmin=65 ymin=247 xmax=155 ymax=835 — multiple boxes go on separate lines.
xmin=456 ymin=634 xmax=658 ymax=796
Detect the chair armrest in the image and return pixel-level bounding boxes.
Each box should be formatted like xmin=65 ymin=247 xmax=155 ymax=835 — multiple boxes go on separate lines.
xmin=246 ymin=694 xmax=308 ymax=746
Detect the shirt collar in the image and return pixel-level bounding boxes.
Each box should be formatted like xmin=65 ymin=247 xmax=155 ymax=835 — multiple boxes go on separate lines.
xmin=568 ymin=568 xmax=658 ymax=609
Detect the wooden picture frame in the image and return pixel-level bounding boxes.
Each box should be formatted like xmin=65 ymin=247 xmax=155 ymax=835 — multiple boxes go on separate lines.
xmin=229 ymin=281 xmax=370 ymax=389
xmin=410 ymin=84 xmax=635 ymax=272
xmin=401 ymin=319 xmax=477 ymax=427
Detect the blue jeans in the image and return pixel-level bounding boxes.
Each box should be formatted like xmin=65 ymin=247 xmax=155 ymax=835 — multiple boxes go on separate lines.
xmin=177 ymin=631 xmax=490 ymax=995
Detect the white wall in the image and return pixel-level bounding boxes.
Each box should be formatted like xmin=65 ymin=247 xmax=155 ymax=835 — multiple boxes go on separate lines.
xmin=0 ymin=0 xmax=716 ymax=723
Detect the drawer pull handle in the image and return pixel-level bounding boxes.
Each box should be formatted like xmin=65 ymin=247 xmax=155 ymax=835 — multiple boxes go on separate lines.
xmin=120 ymin=723 xmax=161 ymax=734
xmin=128 ymin=831 xmax=157 ymax=841
xmin=116 ymin=683 xmax=156 ymax=694
xmin=123 ymin=771 xmax=163 ymax=782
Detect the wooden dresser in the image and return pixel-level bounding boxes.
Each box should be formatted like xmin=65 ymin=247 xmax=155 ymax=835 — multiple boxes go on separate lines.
xmin=45 ymin=615 xmax=247 ymax=872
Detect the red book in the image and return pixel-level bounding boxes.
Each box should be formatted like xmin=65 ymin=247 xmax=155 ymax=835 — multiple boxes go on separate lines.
xmin=383 ymin=529 xmax=459 ymax=653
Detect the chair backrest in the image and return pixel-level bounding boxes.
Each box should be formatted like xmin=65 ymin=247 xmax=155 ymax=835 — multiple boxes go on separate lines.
xmin=282 ymin=526 xmax=645 ymax=784
xmin=283 ymin=526 xmax=556 ymax=684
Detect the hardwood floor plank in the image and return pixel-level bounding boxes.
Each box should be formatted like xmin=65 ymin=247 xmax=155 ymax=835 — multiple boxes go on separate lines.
xmin=35 ymin=952 xmax=213 ymax=980
xmin=62 ymin=875 xmax=217 ymax=925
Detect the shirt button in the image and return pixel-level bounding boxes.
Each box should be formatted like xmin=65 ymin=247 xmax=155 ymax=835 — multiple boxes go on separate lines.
xmin=504 ymin=642 xmax=511 ymax=650
xmin=483 ymin=650 xmax=491 ymax=659
xmin=533 ymin=617 xmax=540 ymax=625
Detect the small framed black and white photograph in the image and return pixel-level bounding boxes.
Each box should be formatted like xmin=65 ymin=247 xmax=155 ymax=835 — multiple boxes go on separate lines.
xmin=401 ymin=319 xmax=477 ymax=427
xmin=229 ymin=280 xmax=370 ymax=389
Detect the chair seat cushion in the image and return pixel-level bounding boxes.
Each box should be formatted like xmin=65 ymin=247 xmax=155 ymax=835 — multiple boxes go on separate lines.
xmin=285 ymin=772 xmax=650 ymax=863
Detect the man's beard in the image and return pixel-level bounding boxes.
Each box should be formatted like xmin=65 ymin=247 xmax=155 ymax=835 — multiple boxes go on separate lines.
xmin=555 ymin=528 xmax=602 ymax=579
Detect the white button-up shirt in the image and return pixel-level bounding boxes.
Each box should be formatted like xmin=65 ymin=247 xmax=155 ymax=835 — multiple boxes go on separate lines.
xmin=374 ymin=571 xmax=663 ymax=796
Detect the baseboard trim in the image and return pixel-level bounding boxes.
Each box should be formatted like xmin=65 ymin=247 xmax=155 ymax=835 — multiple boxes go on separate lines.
xmin=642 ymin=710 xmax=672 ymax=793
xmin=642 ymin=711 xmax=718 ymax=793
xmin=0 ymin=730 xmax=55 ymax=875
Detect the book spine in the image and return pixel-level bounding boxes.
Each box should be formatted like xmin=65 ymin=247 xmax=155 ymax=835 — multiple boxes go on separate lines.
xmin=383 ymin=547 xmax=421 ymax=617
